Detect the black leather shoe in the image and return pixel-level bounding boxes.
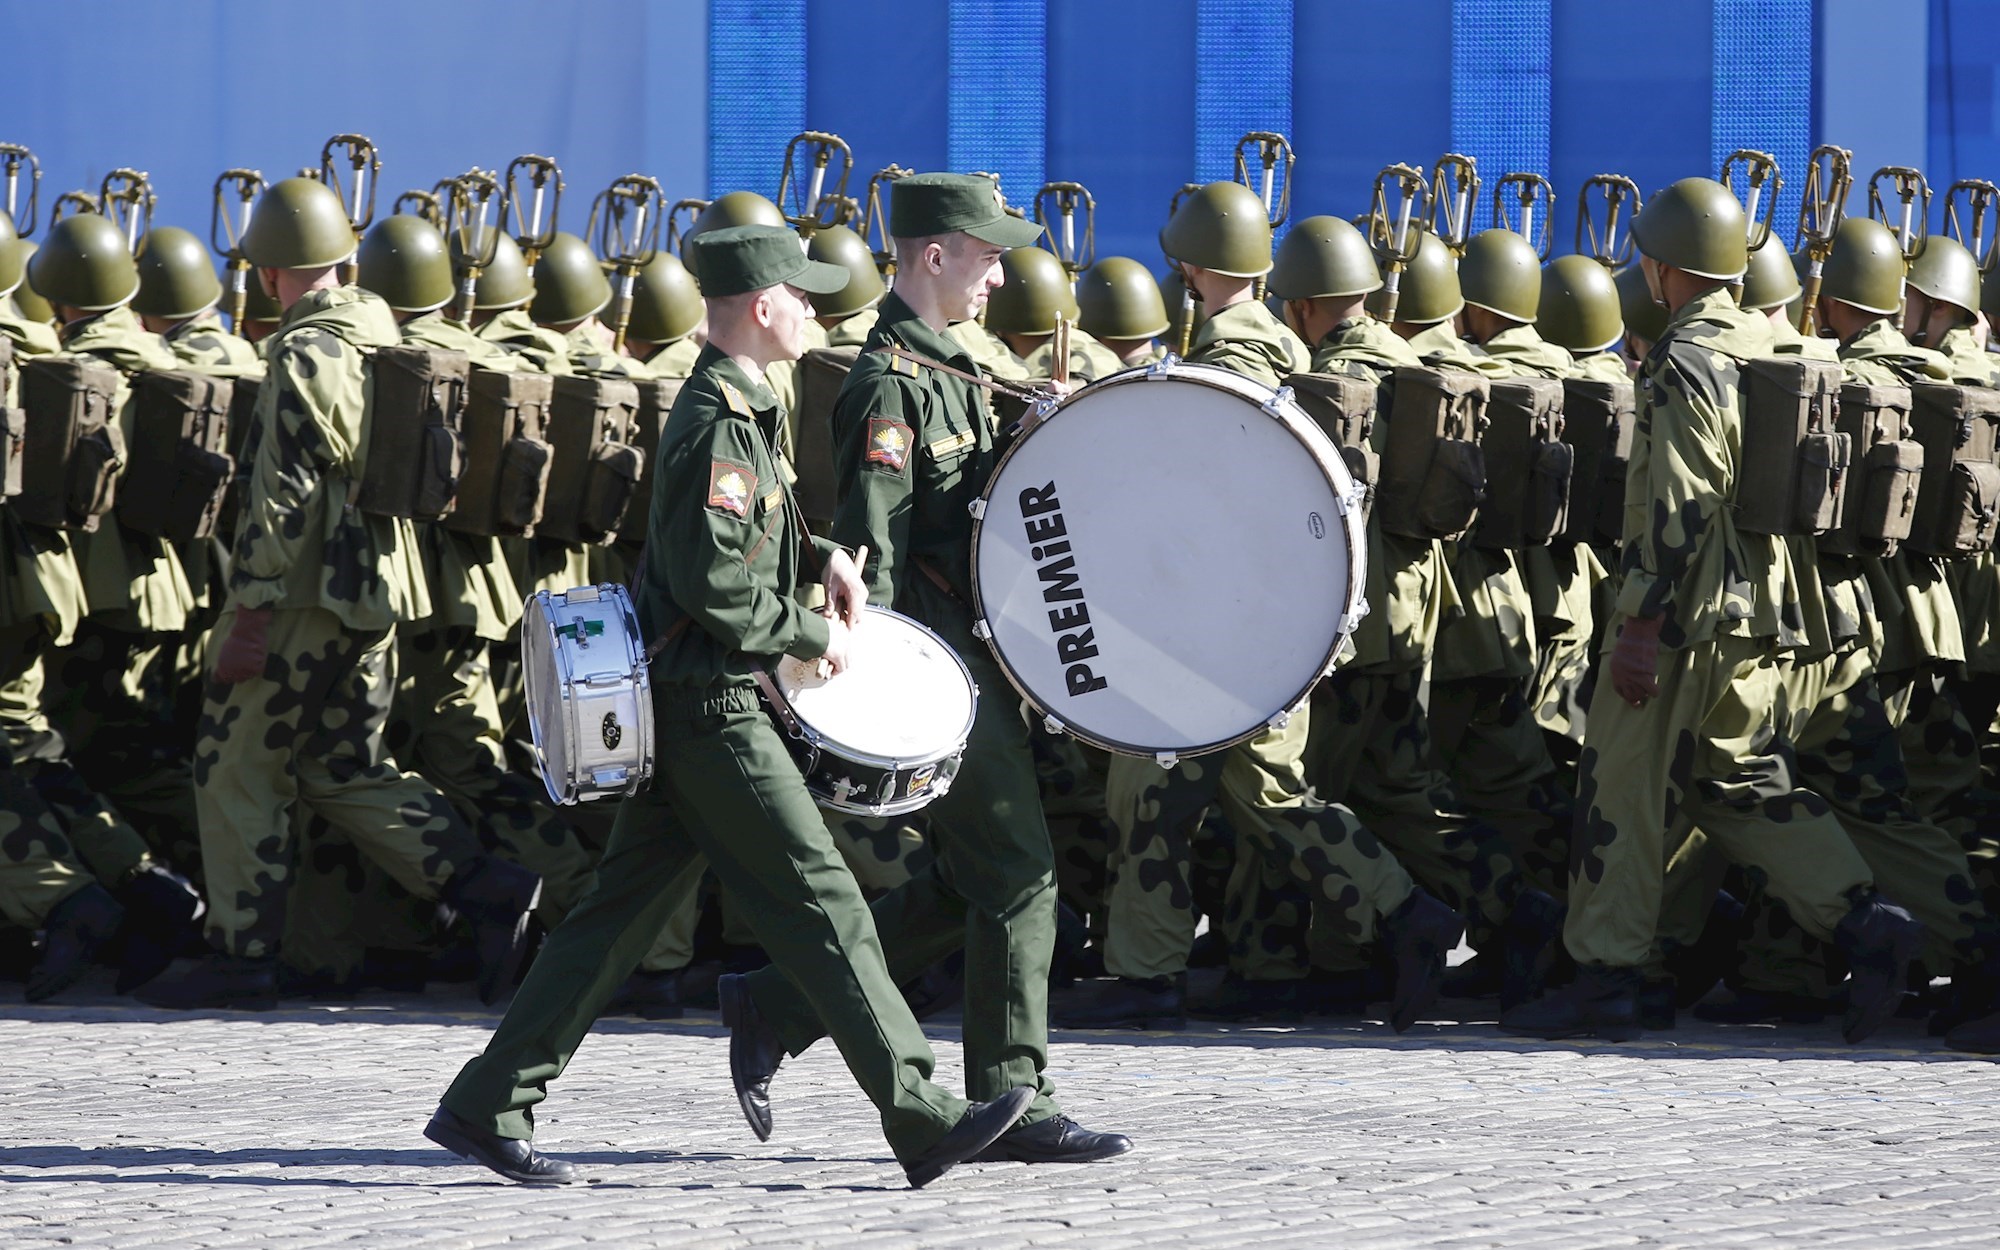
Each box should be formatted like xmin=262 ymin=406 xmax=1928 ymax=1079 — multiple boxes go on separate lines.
xmin=1834 ymin=894 xmax=1923 ymax=1044
xmin=1053 ymin=975 xmax=1185 ymax=1029
xmin=134 ymin=952 xmax=278 ymax=1011
xmin=904 ymin=1085 xmax=1035 ymax=1189
xmin=1187 ymin=973 xmax=1303 ymax=1023
xmin=111 ymin=863 xmax=205 ymax=994
xmin=970 ymin=1113 xmax=1133 ymax=1164
xmin=605 ymin=968 xmax=683 ymax=1020
xmin=1497 ymin=963 xmax=1641 ymax=1041
xmin=26 ymin=884 xmax=124 ymax=1003
xmin=1299 ymin=967 xmax=1381 ymax=1017
xmin=720 ymin=973 xmax=785 ymax=1142
xmin=1692 ymin=986 xmax=1833 ymax=1024
xmin=439 ymin=858 xmax=543 ymax=1006
xmin=424 ymin=1105 xmax=577 ymax=1185
xmin=1381 ymin=888 xmax=1465 ymax=1032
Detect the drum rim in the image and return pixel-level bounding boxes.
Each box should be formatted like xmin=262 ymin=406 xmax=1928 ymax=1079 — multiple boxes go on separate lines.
xmin=968 ymin=358 xmax=1369 ymax=761
xmin=773 ymin=603 xmax=978 ymax=769
xmin=522 ymin=583 xmax=654 ymax=804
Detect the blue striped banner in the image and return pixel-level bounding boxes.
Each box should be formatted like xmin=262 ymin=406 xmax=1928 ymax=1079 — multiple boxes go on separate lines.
xmin=708 ymin=0 xmax=806 ymax=199
xmin=948 ymin=0 xmax=1047 ymax=210
xmin=1712 ymin=0 xmax=1812 ymax=243
xmin=1451 ymin=0 xmax=1552 ymax=183
xmin=1194 ymin=0 xmax=1294 ymax=188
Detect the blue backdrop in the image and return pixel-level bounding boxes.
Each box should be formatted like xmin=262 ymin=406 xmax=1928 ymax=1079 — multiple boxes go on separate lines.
xmin=0 ymin=0 xmax=1994 ymax=273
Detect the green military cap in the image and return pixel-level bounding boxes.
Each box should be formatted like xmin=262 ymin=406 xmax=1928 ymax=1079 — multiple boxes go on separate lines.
xmin=1906 ymin=234 xmax=1982 ymax=316
xmin=985 ymin=246 xmax=1077 ymax=336
xmin=8 ymin=240 xmax=52 ymax=322
xmin=242 ymin=176 xmax=357 ymax=270
xmin=1738 ymin=233 xmax=1801 ymax=311
xmin=29 ymin=212 xmax=140 ymax=311
xmin=133 ymin=226 xmax=224 ymax=319
xmin=689 ymin=224 xmax=848 ymax=299
xmin=530 ymin=231 xmax=612 ymax=325
xmin=0 ymin=212 xmax=19 ymax=297
xmin=627 ymin=251 xmax=703 ymax=343
xmin=1269 ymin=215 xmax=1381 ymax=302
xmin=357 ymin=214 xmax=453 ymax=313
xmin=1629 ymin=177 xmax=1747 ymax=281
xmin=1077 ymin=256 xmax=1170 ymax=340
xmin=1614 ymin=263 xmax=1669 ymax=345
xmin=890 ymin=173 xmax=1044 ymax=246
xmin=1538 ymin=254 xmax=1622 ymax=352
xmin=1820 ymin=216 xmax=1906 ymax=316
xmin=805 ymin=225 xmax=886 ymax=319
xmin=1460 ymin=228 xmax=1543 ymax=322
xmin=1383 ymin=227 xmax=1463 ymax=325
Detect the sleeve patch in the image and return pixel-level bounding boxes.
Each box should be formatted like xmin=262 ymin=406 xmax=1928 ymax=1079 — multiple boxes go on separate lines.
xmin=865 ymin=418 xmax=913 ymax=472
xmin=708 ymin=460 xmax=757 ymax=518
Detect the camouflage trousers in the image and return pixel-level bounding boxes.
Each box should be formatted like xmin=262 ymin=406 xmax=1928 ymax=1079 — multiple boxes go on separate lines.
xmin=0 ymin=763 xmax=91 ymax=929
xmin=1031 ymin=729 xmax=1115 ymax=938
xmin=1099 ymin=707 xmax=1415 ymax=982
xmin=1424 ymin=673 xmax=1574 ymax=901
xmin=192 ymin=606 xmax=481 ymax=959
xmin=1880 ymin=665 xmax=1982 ymax=828
xmin=1567 ymin=634 xmax=1874 ymax=970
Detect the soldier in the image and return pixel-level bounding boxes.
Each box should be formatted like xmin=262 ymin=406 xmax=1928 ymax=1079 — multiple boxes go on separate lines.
xmin=621 ymin=250 xmax=704 ymax=378
xmin=1075 ymin=183 xmax=1459 ymax=1027
xmin=807 ymin=224 xmax=886 ymax=348
xmin=720 ymin=174 xmax=1133 ymax=1163
xmin=530 ymin=231 xmax=636 ymax=378
xmin=1614 ymin=261 xmax=1669 ymax=366
xmin=137 ymin=177 xmax=541 ymax=1010
xmin=1075 ymin=256 xmax=1169 ymax=368
xmin=132 ymin=226 xmax=262 ymax=373
xmin=426 ymin=223 xmax=1036 ymax=1188
xmin=1500 ymin=179 xmax=1921 ymax=1044
xmin=982 ymin=245 xmax=1123 ymax=379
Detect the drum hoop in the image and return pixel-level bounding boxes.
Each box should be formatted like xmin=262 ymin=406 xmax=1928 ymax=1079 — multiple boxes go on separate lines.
xmin=773 ymin=604 xmax=978 ymax=768
xmin=523 ymin=584 xmax=654 ymax=804
xmin=967 ymin=358 xmax=1369 ymax=760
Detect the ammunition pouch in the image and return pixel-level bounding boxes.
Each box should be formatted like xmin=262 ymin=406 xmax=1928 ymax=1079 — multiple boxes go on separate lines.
xmin=1559 ymin=377 xmax=1634 ymax=545
xmin=1909 ymin=382 xmax=2000 ymax=555
xmin=117 ymin=370 xmax=236 ymax=543
xmin=1378 ymin=365 xmax=1488 ymax=541
xmin=541 ymin=374 xmax=643 ymax=545
xmin=357 ymin=345 xmax=469 ymax=521
xmin=1284 ymin=371 xmax=1379 ymax=528
xmin=1738 ymin=357 xmax=1848 ymax=537
xmin=16 ymin=355 xmax=123 ymax=531
xmin=447 ymin=369 xmax=555 ymax=539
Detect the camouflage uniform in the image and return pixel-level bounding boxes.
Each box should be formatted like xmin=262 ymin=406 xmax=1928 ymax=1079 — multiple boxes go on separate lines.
xmin=826 ymin=307 xmax=880 ymax=349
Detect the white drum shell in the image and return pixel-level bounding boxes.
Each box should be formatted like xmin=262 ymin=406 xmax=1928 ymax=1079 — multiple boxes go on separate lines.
xmin=522 ymin=584 xmax=656 ymax=805
xmin=969 ymin=359 xmax=1367 ymax=761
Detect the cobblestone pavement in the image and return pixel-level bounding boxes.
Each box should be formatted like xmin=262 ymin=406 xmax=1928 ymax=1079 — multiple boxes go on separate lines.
xmin=4 ymin=982 xmax=1999 ymax=1249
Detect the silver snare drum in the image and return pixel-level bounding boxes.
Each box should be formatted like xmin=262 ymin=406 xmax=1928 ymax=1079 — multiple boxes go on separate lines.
xmin=522 ymin=583 xmax=655 ymax=804
xmin=760 ymin=606 xmax=977 ymax=817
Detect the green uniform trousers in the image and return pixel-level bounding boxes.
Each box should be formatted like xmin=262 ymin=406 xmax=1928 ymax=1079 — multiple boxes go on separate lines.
xmin=441 ymin=688 xmax=969 ymax=1163
xmin=192 ymin=606 xmax=478 ymax=959
xmin=1568 ymin=634 xmax=1875 ymax=969
xmin=744 ymin=640 xmax=1062 ymax=1124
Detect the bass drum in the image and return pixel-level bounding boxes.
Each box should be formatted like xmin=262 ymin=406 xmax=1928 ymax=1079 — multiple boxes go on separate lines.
xmin=969 ymin=358 xmax=1367 ymax=761
xmin=522 ymin=583 xmax=656 ymax=804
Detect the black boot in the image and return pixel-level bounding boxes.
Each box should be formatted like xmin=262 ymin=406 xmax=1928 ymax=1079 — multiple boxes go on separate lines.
xmin=1499 ymin=889 xmax=1566 ymax=1011
xmin=1498 ymin=963 xmax=1641 ymax=1041
xmin=1663 ymin=889 xmax=1746 ymax=1009
xmin=439 ymin=858 xmax=542 ymax=1006
xmin=1379 ymin=888 xmax=1465 ymax=1032
xmin=26 ymin=885 xmax=124 ymax=1002
xmin=604 ymin=968 xmax=683 ymax=1020
xmin=1692 ymin=985 xmax=1834 ymax=1024
xmin=134 ymin=951 xmax=278 ymax=1010
xmin=110 ymin=863 xmax=205 ymax=994
xmin=1637 ymin=978 xmax=1676 ymax=1030
xmin=1187 ymin=973 xmax=1303 ymax=1023
xmin=1833 ymin=893 xmax=1923 ymax=1044
xmin=1052 ymin=975 xmax=1185 ymax=1030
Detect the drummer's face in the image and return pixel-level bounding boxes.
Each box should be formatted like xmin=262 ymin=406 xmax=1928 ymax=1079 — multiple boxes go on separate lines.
xmin=940 ymin=236 xmax=1007 ymax=323
xmin=772 ymin=283 xmax=813 ymax=357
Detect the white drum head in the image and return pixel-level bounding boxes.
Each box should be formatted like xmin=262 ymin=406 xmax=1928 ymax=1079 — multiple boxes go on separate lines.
xmin=972 ymin=362 xmax=1363 ymax=758
xmin=775 ymin=607 xmax=976 ymax=763
xmin=522 ymin=594 xmax=571 ymax=787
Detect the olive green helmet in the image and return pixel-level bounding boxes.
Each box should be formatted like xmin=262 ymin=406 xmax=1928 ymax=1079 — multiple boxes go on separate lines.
xmin=804 ymin=225 xmax=884 ymax=319
xmin=132 ymin=226 xmax=223 ymax=319
xmin=1738 ymin=232 xmax=1801 ymax=312
xmin=0 ymin=212 xmax=19 ymax=298
xmin=1460 ymin=228 xmax=1543 ymax=322
xmin=1629 ymin=177 xmax=1748 ymax=280
xmin=241 ymin=176 xmax=357 ymax=270
xmin=1384 ymin=227 xmax=1463 ymax=325
xmin=357 ymin=215 xmax=453 ymax=314
xmin=626 ymin=251 xmax=703 ymax=344
xmin=1906 ymin=234 xmax=1982 ymax=317
xmin=1614 ymin=263 xmax=1669 ymax=346
xmin=8 ymin=240 xmax=52 ymax=322
xmin=1821 ymin=216 xmax=1906 ymax=316
xmin=1159 ymin=181 xmax=1272 ymax=278
xmin=530 ymin=231 xmax=611 ymax=325
xmin=1268 ymin=215 xmax=1381 ymax=302
xmin=1538 ymin=254 xmax=1623 ymax=352
xmin=682 ymin=192 xmax=788 ymax=283
xmin=28 ymin=212 xmax=140 ymax=311
xmin=465 ymin=232 xmax=533 ymax=311
xmin=1077 ymin=256 xmax=1170 ymax=341
xmin=985 ymin=246 xmax=1076 ymax=336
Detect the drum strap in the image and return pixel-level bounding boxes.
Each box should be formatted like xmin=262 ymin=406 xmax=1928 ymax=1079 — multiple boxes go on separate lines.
xmin=642 ymin=616 xmax=692 ymax=661
xmin=872 ymin=345 xmax=1050 ymax=407
xmin=912 ymin=554 xmax=967 ymax=606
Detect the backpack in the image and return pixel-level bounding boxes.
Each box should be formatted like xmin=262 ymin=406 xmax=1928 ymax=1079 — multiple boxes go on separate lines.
xmin=619 ymin=375 xmax=687 ymax=543
xmin=794 ymin=346 xmax=859 ymax=523
xmin=356 ymin=345 xmax=470 ymax=520
xmin=541 ymin=374 xmax=644 ymax=544
xmin=1559 ymin=377 xmax=1634 ymax=545
xmin=1818 ymin=383 xmax=1923 ymax=556
xmin=116 ymin=370 xmax=235 ymax=543
xmin=1737 ymin=357 xmax=1849 ymax=537
xmin=1377 ymin=365 xmax=1488 ymax=541
xmin=1473 ymin=377 xmax=1571 ymax=549
xmin=1907 ymin=382 xmax=2000 ymax=555
xmin=1284 ymin=371 xmax=1379 ymax=528
xmin=446 ymin=368 xmax=555 ymax=539
xmin=15 ymin=355 xmax=123 ymax=531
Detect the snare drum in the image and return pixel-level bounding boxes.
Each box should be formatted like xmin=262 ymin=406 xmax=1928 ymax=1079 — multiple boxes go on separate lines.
xmin=969 ymin=358 xmax=1368 ymax=762
xmin=760 ymin=606 xmax=977 ymax=817
xmin=522 ymin=583 xmax=655 ymax=804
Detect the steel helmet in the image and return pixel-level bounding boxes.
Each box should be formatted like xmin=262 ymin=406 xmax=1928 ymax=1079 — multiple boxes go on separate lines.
xmin=1537 ymin=254 xmax=1623 ymax=352
xmin=1159 ymin=181 xmax=1273 ymax=278
xmin=984 ymin=246 xmax=1077 ymax=336
xmin=529 ymin=231 xmax=612 ymax=325
xmin=626 ymin=251 xmax=703 ymax=344
xmin=28 ymin=212 xmax=140 ymax=311
xmin=1077 ymin=256 xmax=1170 ymax=341
xmin=1629 ymin=177 xmax=1749 ymax=281
xmin=1460 ymin=228 xmax=1543 ymax=322
xmin=1268 ymin=214 xmax=1381 ymax=302
xmin=241 ymin=176 xmax=357 ymax=270
xmin=357 ymin=214 xmax=454 ymax=313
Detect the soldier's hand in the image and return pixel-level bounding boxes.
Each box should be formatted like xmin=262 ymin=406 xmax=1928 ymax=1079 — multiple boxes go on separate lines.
xmin=824 ymin=545 xmax=869 ymax=627
xmin=1609 ymin=614 xmax=1662 ymax=707
xmin=213 ymin=607 xmax=274 ymax=684
xmin=820 ymin=613 xmax=854 ymax=677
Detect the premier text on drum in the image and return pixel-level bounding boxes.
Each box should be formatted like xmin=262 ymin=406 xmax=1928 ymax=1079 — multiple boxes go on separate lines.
xmin=1019 ymin=482 xmax=1109 ymax=699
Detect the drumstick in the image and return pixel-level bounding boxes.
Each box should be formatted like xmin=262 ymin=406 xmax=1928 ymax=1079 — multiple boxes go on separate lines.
xmin=816 ymin=545 xmax=871 ymax=679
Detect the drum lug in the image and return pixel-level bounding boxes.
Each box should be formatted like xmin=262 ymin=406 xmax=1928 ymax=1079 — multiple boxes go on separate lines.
xmin=1332 ymin=482 xmax=1366 ymax=517
xmin=1146 ymin=354 xmax=1180 ymax=379
xmin=1262 ymin=386 xmax=1295 ymax=418
xmin=1041 ymin=714 xmax=1066 ymax=737
xmin=967 ymin=497 xmax=987 ymax=520
xmin=1267 ymin=708 xmax=1292 ymax=732
xmin=1153 ymin=750 xmax=1179 ymax=769
xmin=972 ymin=619 xmax=993 ymax=641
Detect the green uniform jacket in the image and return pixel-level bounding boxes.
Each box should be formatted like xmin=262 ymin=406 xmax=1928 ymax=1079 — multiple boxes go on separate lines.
xmin=1470 ymin=323 xmax=1573 ymax=379
xmin=1406 ymin=321 xmax=1477 ymax=369
xmin=1570 ymin=349 xmax=1633 ymax=383
xmin=0 ymin=309 xmax=86 ymax=640
xmin=477 ymin=309 xmax=575 ymax=375
xmin=634 ymin=344 xmax=833 ymax=693
xmin=60 ymin=307 xmax=196 ymax=631
xmin=164 ymin=311 xmax=264 ymax=375
xmin=228 ymin=285 xmax=429 ymax=631
xmin=1615 ymin=287 xmax=1797 ymax=651
xmin=1310 ymin=316 xmax=1454 ymax=673
xmin=1186 ymin=299 xmax=1309 ymax=388
xmin=835 ymin=293 xmax=1000 ymax=610
xmin=1839 ymin=318 xmax=1963 ymax=670
xmin=826 ymin=307 xmax=880 ymax=349
xmin=399 ymin=310 xmax=524 ymax=641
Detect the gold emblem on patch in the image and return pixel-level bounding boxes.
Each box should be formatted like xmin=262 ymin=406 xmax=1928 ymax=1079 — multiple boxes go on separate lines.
xmin=866 ymin=419 xmax=912 ymax=471
xmin=708 ymin=461 xmax=757 ymax=518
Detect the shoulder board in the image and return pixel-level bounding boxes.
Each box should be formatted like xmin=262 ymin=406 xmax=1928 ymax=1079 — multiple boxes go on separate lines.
xmin=887 ymin=351 xmax=921 ymax=378
xmin=718 ymin=379 xmax=755 ymax=417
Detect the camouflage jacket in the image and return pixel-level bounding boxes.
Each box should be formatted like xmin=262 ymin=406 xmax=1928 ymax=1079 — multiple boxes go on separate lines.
xmin=1187 ymin=299 xmax=1310 ymax=389
xmin=477 ymin=309 xmax=575 ymax=375
xmin=0 ymin=309 xmax=84 ymax=640
xmin=164 ymin=311 xmax=264 ymax=376
xmin=1311 ymin=316 xmax=1453 ymax=673
xmin=60 ymin=306 xmax=196 ymax=631
xmin=1570 ymin=349 xmax=1634 ymax=383
xmin=642 ymin=334 xmax=702 ymax=380
xmin=1936 ymin=324 xmax=2000 ymax=387
xmin=1934 ymin=324 xmax=2000 ymax=671
xmin=1839 ymin=318 xmax=1962 ymax=671
xmin=1614 ymin=287 xmax=1797 ymax=650
xmin=947 ymin=319 xmax=1032 ymax=381
xmin=563 ymin=317 xmax=646 ymax=379
xmin=228 ymin=285 xmax=429 ymax=630
xmin=826 ymin=307 xmax=880 ymax=349
xmin=1406 ymin=321 xmax=1480 ymax=371
xmin=635 ymin=343 xmax=834 ymax=694
xmin=1469 ymin=323 xmax=1573 ymax=380
xmin=398 ymin=311 xmax=522 ymax=641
